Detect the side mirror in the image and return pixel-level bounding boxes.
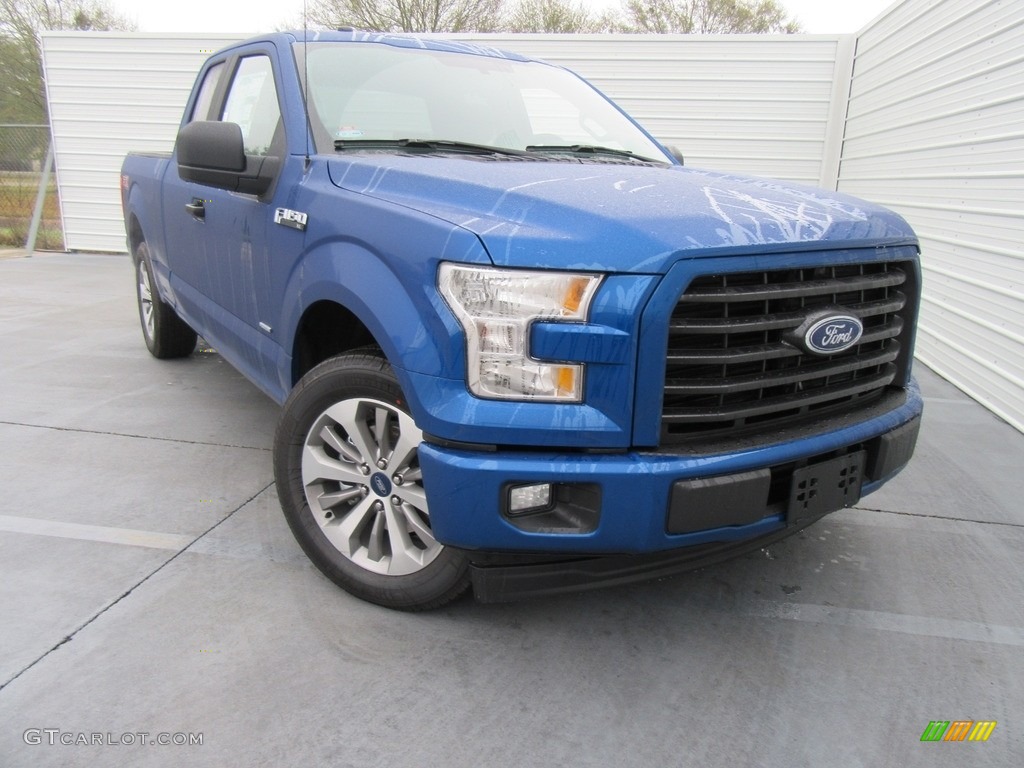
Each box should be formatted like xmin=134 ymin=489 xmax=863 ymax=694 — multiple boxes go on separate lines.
xmin=176 ymin=121 xmax=275 ymax=196
xmin=664 ymin=145 xmax=685 ymax=166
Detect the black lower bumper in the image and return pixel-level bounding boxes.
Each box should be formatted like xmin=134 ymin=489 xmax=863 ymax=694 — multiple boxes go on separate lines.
xmin=467 ymin=513 xmax=826 ymax=603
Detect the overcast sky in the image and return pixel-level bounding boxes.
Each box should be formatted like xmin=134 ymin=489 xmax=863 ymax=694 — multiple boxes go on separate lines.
xmin=108 ymin=0 xmax=899 ymax=35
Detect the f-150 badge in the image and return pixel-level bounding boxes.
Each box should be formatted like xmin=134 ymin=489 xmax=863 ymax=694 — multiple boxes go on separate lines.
xmin=274 ymin=208 xmax=308 ymax=231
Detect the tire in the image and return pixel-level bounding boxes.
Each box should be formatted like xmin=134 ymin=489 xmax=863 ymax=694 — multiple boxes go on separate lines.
xmin=274 ymin=351 xmax=471 ymax=610
xmin=133 ymin=241 xmax=197 ymax=359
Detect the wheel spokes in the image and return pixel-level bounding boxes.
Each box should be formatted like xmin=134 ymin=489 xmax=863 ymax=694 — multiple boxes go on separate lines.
xmin=322 ymin=400 xmax=378 ymax=470
xmin=302 ymin=396 xmax=441 ymax=577
xmin=302 ymin=446 xmax=368 ymax=486
xmin=396 ymin=501 xmax=440 ymax=555
xmin=319 ymin=423 xmax=363 ymax=464
xmin=138 ymin=265 xmax=155 ymax=337
xmin=388 ymin=415 xmax=421 ymax=475
xmin=373 ymin=406 xmax=393 ymax=465
xmin=317 ymin=486 xmax=364 ymax=509
xmin=319 ymin=495 xmax=375 ymax=556
xmin=393 ymin=483 xmax=427 ymax=510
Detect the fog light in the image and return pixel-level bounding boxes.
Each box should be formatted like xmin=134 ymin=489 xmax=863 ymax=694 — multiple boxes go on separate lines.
xmin=508 ymin=483 xmax=552 ymax=515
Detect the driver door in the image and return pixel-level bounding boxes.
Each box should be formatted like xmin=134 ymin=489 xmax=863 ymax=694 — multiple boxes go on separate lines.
xmin=162 ymin=50 xmax=287 ymax=381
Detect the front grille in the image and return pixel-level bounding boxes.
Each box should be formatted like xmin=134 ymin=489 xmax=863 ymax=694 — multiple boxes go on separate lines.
xmin=661 ymin=261 xmax=914 ymax=443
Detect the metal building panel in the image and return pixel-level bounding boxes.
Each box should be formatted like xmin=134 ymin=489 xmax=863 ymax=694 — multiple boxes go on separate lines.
xmin=840 ymin=0 xmax=1024 ymax=433
xmin=41 ymin=32 xmax=245 ymax=253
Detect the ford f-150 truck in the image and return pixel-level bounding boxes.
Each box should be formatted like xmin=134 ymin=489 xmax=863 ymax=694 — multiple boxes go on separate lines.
xmin=121 ymin=30 xmax=922 ymax=610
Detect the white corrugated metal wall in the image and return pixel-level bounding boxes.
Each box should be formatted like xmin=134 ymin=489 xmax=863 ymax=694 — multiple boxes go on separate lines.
xmin=40 ymin=31 xmax=852 ymax=253
xmin=41 ymin=33 xmax=244 ymax=252
xmin=839 ymin=0 xmax=1024 ymax=432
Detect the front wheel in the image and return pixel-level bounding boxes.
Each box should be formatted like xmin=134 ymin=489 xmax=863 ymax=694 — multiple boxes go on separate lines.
xmin=274 ymin=351 xmax=470 ymax=610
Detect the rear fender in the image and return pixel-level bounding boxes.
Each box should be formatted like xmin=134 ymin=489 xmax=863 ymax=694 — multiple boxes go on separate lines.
xmin=123 ymin=158 xmax=174 ymax=295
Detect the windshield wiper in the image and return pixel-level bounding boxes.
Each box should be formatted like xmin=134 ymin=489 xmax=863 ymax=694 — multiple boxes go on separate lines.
xmin=334 ymin=138 xmax=535 ymax=157
xmin=525 ymin=144 xmax=662 ymax=163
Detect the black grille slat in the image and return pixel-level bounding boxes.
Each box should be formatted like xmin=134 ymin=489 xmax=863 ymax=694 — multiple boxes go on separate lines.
xmin=668 ymin=319 xmax=904 ymax=365
xmin=669 ymin=294 xmax=906 ymax=335
xmin=662 ymin=369 xmax=897 ymax=424
xmin=668 ymin=343 xmax=803 ymax=366
xmin=666 ymin=344 xmax=900 ymax=396
xmin=660 ymin=261 xmax=915 ymax=443
xmin=677 ymin=269 xmax=906 ymax=303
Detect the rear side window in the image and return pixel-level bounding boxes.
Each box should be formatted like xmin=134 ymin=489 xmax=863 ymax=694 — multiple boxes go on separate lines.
xmin=190 ymin=62 xmax=225 ymax=122
xmin=221 ymin=55 xmax=282 ymax=156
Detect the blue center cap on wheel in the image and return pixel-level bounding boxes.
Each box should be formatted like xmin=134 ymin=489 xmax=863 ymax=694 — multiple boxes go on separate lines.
xmin=370 ymin=472 xmax=392 ymax=497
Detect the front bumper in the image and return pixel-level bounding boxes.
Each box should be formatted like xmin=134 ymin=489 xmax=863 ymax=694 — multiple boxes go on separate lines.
xmin=464 ymin=511 xmax=829 ymax=603
xmin=418 ymin=380 xmax=922 ymax=564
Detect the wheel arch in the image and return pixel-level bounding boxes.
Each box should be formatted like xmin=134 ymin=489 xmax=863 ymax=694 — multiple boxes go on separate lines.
xmin=280 ymin=243 xmax=463 ymax=428
xmin=124 ymin=174 xmax=157 ymax=256
xmin=126 ymin=213 xmax=145 ymax=255
xmin=291 ymin=300 xmax=377 ymax=385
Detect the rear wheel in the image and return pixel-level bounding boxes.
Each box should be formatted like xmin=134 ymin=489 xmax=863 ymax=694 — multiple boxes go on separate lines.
xmin=274 ymin=351 xmax=470 ymax=610
xmin=133 ymin=241 xmax=197 ymax=359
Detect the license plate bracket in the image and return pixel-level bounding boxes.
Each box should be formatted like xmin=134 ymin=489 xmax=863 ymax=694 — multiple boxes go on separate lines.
xmin=788 ymin=451 xmax=866 ymax=523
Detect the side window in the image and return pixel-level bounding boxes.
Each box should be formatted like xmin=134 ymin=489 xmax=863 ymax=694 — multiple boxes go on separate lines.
xmin=221 ymin=55 xmax=282 ymax=156
xmin=189 ymin=62 xmax=225 ymax=122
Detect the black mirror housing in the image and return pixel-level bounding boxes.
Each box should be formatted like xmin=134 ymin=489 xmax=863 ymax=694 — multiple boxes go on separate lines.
xmin=177 ymin=121 xmax=245 ymax=171
xmin=176 ymin=121 xmax=274 ymax=196
xmin=665 ymin=144 xmax=685 ymax=166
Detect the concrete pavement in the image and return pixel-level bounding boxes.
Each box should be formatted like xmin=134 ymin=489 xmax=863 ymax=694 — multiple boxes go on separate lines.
xmin=0 ymin=253 xmax=1021 ymax=767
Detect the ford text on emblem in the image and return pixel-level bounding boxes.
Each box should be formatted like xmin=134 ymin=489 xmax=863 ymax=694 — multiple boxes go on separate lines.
xmin=804 ymin=315 xmax=863 ymax=355
xmin=370 ymin=472 xmax=392 ymax=497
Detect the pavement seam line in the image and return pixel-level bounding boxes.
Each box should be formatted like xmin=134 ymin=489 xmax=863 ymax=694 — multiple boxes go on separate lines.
xmin=852 ymin=506 xmax=1024 ymax=530
xmin=0 ymin=419 xmax=271 ymax=452
xmin=0 ymin=481 xmax=276 ymax=694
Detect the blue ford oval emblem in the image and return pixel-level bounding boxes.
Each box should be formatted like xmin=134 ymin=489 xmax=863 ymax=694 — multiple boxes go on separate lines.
xmin=804 ymin=315 xmax=863 ymax=355
xmin=370 ymin=472 xmax=392 ymax=497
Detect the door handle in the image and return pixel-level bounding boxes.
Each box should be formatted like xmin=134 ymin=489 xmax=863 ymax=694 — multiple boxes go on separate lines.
xmin=185 ymin=199 xmax=206 ymax=219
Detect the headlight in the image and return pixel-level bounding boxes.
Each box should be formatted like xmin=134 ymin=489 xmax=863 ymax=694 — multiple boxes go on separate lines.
xmin=438 ymin=264 xmax=602 ymax=402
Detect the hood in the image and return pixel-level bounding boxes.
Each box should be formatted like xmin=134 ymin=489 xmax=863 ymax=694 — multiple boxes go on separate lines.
xmin=327 ymin=155 xmax=916 ymax=273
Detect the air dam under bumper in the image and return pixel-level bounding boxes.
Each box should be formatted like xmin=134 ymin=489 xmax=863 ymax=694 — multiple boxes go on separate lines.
xmin=417 ymin=381 xmax=922 ymax=600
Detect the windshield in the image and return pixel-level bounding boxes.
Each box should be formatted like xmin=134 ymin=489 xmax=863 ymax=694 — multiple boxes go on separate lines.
xmin=296 ymin=42 xmax=670 ymax=162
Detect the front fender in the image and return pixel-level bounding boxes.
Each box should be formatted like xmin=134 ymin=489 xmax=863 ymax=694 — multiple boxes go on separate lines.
xmin=276 ymin=227 xmax=488 ymax=426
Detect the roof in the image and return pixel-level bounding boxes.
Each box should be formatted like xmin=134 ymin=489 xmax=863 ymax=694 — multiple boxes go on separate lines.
xmin=215 ymin=29 xmax=533 ymax=63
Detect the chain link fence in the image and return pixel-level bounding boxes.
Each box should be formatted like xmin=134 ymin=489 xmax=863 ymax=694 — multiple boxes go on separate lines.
xmin=0 ymin=124 xmax=64 ymax=251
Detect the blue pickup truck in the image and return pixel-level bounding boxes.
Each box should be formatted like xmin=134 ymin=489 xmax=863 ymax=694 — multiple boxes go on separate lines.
xmin=121 ymin=30 xmax=922 ymax=610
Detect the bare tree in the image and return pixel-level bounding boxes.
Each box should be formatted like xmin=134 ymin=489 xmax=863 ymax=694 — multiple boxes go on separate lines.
xmin=507 ymin=0 xmax=614 ymax=33
xmin=306 ymin=0 xmax=505 ymax=33
xmin=0 ymin=0 xmax=135 ymax=122
xmin=623 ymin=0 xmax=800 ymax=34
xmin=301 ymin=0 xmax=799 ymax=36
